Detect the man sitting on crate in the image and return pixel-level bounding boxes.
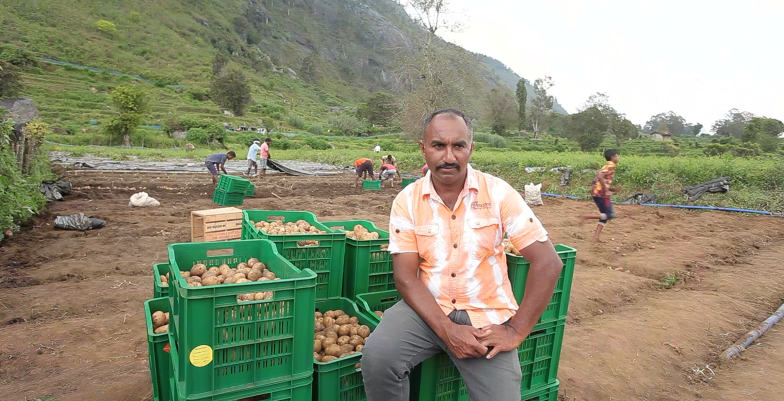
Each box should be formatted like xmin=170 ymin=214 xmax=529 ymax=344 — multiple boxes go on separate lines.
xmin=361 ymin=109 xmax=563 ymax=401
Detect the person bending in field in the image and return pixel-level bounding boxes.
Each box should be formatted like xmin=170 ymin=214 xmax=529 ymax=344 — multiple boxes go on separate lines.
xmin=379 ymin=162 xmax=399 ymax=188
xmin=361 ymin=109 xmax=563 ymax=401
xmin=581 ymin=148 xmax=620 ymax=242
xmin=205 ymin=151 xmax=236 ymax=187
xmin=353 ymin=157 xmax=375 ymax=187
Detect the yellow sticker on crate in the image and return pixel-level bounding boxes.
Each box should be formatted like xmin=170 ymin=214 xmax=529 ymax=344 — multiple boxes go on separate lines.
xmin=189 ymin=345 xmax=213 ymax=367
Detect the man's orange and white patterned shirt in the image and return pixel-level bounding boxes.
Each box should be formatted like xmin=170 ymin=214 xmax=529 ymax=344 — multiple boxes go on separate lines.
xmin=388 ymin=164 xmax=549 ymax=328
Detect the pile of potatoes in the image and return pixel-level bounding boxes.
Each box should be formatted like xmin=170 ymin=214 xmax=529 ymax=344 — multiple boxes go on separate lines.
xmin=151 ymin=310 xmax=170 ymax=334
xmin=344 ymin=224 xmax=380 ymax=241
xmin=159 ymin=273 xmax=169 ymax=287
xmin=503 ymin=238 xmax=521 ymax=256
xmin=313 ymin=309 xmax=372 ymax=363
xmin=252 ymin=219 xmax=327 ymax=235
xmin=181 ymin=258 xmax=279 ymax=302
xmin=373 ymin=311 xmax=384 ymax=318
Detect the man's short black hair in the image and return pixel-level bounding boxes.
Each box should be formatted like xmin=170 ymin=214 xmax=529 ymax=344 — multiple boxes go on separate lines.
xmin=265 ymin=137 xmax=272 ymax=142
xmin=423 ymin=108 xmax=473 ymax=140
xmin=604 ymin=148 xmax=619 ymax=161
xmin=227 ymin=151 xmax=236 ymax=157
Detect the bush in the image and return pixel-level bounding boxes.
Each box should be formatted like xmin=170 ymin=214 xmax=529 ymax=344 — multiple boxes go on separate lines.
xmin=274 ymin=138 xmax=294 ymax=150
xmin=188 ymin=88 xmax=210 ymax=101
xmin=288 ymin=115 xmax=306 ymax=129
xmin=487 ymin=134 xmax=507 ymax=148
xmin=328 ymin=114 xmax=361 ymax=135
xmin=303 ymin=136 xmax=330 ymax=150
xmin=0 ymin=44 xmax=39 ymax=68
xmin=95 ymin=20 xmax=117 ymax=35
xmin=309 ymin=125 xmax=323 ymax=135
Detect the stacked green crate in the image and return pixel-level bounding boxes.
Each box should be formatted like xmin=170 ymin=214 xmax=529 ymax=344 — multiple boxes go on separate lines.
xmin=212 ymin=175 xmax=252 ymax=206
xmin=402 ymin=177 xmax=417 ymax=188
xmin=144 ymin=298 xmax=171 ymax=401
xmin=152 ymin=263 xmax=170 ymax=298
xmin=242 ymin=210 xmax=346 ymax=300
xmin=165 ymin=239 xmax=317 ymax=400
xmin=324 ymin=220 xmax=395 ymax=300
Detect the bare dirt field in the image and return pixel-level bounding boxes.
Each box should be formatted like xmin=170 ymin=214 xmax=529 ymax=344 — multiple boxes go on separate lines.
xmin=1 ymin=169 xmax=783 ymax=401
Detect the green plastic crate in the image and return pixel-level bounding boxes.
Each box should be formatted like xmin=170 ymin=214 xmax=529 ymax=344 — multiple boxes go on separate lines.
xmin=212 ymin=190 xmax=245 ymax=206
xmin=244 ymin=182 xmax=255 ymax=196
xmin=243 ymin=210 xmax=346 ymax=300
xmin=153 ymin=263 xmax=170 ymax=298
xmin=521 ymin=379 xmax=559 ymax=401
xmin=507 ymin=244 xmax=576 ymax=324
xmin=362 ymin=180 xmax=382 ymax=190
xmin=145 ymin=297 xmax=172 ymax=401
xmin=166 ymin=239 xmax=317 ymax=399
xmin=168 ymin=359 xmax=313 ymax=401
xmin=402 ymin=177 xmax=417 ymax=188
xmin=325 ymin=220 xmax=394 ymax=299
xmin=356 ymin=290 xmax=401 ymax=325
xmin=216 ymin=174 xmax=252 ymax=193
xmin=313 ymin=297 xmax=378 ymax=401
xmin=412 ymin=319 xmax=565 ymax=401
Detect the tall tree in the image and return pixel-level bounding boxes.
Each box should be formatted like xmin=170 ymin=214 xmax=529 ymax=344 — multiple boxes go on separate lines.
xmin=104 ymin=86 xmax=148 ymax=146
xmin=577 ymin=92 xmax=636 ymax=147
xmin=359 ymin=92 xmax=400 ymax=126
xmin=712 ymin=108 xmax=755 ymax=138
xmin=564 ymin=106 xmax=609 ymax=151
xmin=692 ymin=123 xmax=703 ymax=136
xmin=644 ymin=111 xmax=687 ymax=134
xmin=211 ymin=69 xmax=252 ymax=116
xmin=741 ymin=117 xmax=784 ymax=152
xmin=515 ymin=78 xmax=527 ymax=130
xmin=485 ymin=86 xmax=517 ymax=135
xmin=0 ymin=61 xmax=23 ymax=98
xmin=528 ymin=76 xmax=554 ymax=139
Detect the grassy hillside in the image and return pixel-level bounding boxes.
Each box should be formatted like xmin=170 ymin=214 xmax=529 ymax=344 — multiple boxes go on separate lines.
xmin=478 ymin=54 xmax=569 ymax=114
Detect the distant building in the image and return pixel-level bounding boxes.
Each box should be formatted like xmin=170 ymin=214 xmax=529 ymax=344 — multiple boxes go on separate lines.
xmin=650 ymin=131 xmax=674 ymax=141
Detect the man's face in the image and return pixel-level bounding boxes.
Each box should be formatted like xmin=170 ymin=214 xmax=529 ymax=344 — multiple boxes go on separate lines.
xmin=228 ymin=154 xmax=235 ymax=160
xmin=419 ymin=114 xmax=474 ymax=187
xmin=611 ymin=154 xmax=619 ymax=163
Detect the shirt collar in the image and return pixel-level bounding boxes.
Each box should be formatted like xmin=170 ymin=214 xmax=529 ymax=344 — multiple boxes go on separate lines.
xmin=421 ymin=163 xmax=479 ymax=199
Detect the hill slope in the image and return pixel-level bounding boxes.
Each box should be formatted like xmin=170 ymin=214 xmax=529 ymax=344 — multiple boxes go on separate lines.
xmin=479 ymin=55 xmax=568 ymax=114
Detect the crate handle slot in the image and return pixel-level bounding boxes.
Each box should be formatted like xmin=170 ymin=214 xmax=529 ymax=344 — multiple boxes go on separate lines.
xmin=206 ymin=248 xmax=234 ymax=257
xmin=529 ymin=328 xmax=546 ymax=337
xmin=236 ymin=392 xmax=272 ymax=401
xmin=267 ymin=216 xmax=285 ymax=221
xmin=379 ymin=296 xmax=398 ymax=303
xmin=329 ymin=225 xmax=346 ymax=230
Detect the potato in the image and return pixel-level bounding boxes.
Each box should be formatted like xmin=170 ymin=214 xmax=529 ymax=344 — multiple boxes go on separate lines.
xmin=325 ymin=344 xmax=342 ymax=357
xmin=315 ymin=334 xmax=326 ymax=342
xmin=335 ymin=315 xmax=350 ymax=325
xmin=349 ymin=316 xmax=359 ymax=324
xmin=152 ymin=311 xmax=166 ymax=329
xmin=164 ymin=312 xmax=170 ymax=323
xmin=315 ymin=322 xmax=325 ymax=332
xmin=355 ymin=362 xmax=362 ymax=369
xmin=349 ymin=335 xmax=364 ymax=347
xmin=373 ymin=311 xmax=383 ymax=318
xmin=337 ymin=336 xmax=351 ymax=346
xmin=247 ymin=269 xmax=263 ymax=281
xmin=355 ymin=344 xmax=364 ymax=352
xmin=321 ymin=355 xmax=337 ymax=362
xmin=159 ymin=274 xmax=168 ymax=282
xmin=181 ymin=271 xmax=191 ymax=278
xmin=324 ymin=311 xmax=336 ymax=319
xmin=340 ymin=344 xmax=355 ymax=355
xmin=247 ymin=258 xmax=259 ymax=267
xmin=315 ymin=311 xmax=323 ymax=319
xmin=235 ymin=278 xmax=250 ymax=284
xmin=357 ymin=325 xmax=371 ymax=338
xmin=262 ymin=271 xmax=277 ymax=280
xmin=329 ymin=324 xmax=341 ymax=333
xmin=322 ymin=337 xmax=337 ymax=349
xmin=202 ymin=271 xmax=217 ymax=279
xmin=237 ymin=262 xmax=249 ymax=270
xmin=188 ymin=282 xmax=202 ymax=287
xmin=202 ymin=276 xmax=220 ymax=286
xmin=207 ymin=267 xmax=220 ymax=275
xmin=325 ymin=331 xmax=338 ymax=339
xmin=334 ymin=310 xmax=346 ymax=317
xmin=154 ymin=324 xmax=169 ymax=334
xmin=314 ymin=339 xmax=323 ymax=353
xmin=322 ymin=316 xmax=335 ymax=327
xmin=254 ymin=292 xmax=267 ymax=300
xmin=255 ymin=261 xmax=267 ymax=270
xmin=187 ymin=276 xmax=202 ymax=283
xmin=216 ymin=275 xmax=226 ymax=284
xmin=190 ymin=264 xmax=207 ymax=277
xmin=338 ymin=325 xmax=351 ymax=336
xmin=264 ymin=292 xmax=273 ymax=299
xmin=218 ymin=263 xmax=230 ymax=271
xmin=237 ymin=293 xmax=253 ymax=302
xmin=223 ymin=276 xmax=236 ymax=284
xmin=314 ymin=352 xmax=323 ymax=362
xmin=233 ymin=273 xmax=246 ymax=281
xmin=236 ymin=268 xmax=251 ymax=277
xmin=349 ymin=326 xmax=359 ymax=336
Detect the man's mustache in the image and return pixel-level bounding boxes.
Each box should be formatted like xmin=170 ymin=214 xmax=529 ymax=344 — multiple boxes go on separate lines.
xmin=436 ymin=163 xmax=460 ymax=170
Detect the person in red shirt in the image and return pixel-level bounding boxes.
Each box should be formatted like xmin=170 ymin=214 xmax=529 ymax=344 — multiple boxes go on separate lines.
xmin=581 ymin=148 xmax=620 ymax=242
xmin=259 ymin=138 xmax=272 ymax=178
xmin=379 ymin=162 xmax=399 ymax=188
xmin=353 ymin=158 xmax=374 ymax=187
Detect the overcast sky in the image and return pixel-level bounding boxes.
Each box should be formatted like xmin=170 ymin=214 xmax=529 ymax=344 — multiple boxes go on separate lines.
xmin=427 ymin=0 xmax=784 ymax=131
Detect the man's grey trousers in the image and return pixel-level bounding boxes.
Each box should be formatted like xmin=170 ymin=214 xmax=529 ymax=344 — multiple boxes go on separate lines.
xmin=360 ymin=300 xmax=522 ymax=401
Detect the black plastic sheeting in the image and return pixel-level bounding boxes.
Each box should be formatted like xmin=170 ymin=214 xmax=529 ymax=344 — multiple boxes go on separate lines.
xmin=683 ymin=177 xmax=730 ymax=202
xmin=53 ymin=213 xmax=106 ymax=231
xmin=40 ymin=180 xmax=72 ymax=201
xmin=621 ymin=193 xmax=659 ymax=205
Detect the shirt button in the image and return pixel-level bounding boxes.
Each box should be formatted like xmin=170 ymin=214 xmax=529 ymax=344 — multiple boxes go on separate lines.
xmin=395 ymin=229 xmax=400 ymax=233
xmin=451 ymin=299 xmax=456 ymax=304
xmin=453 ymin=243 xmax=458 ymax=248
xmin=451 ymin=215 xmax=456 ymax=220
xmin=451 ymin=273 xmax=456 ymax=277
xmin=529 ymin=218 xmax=534 ymax=222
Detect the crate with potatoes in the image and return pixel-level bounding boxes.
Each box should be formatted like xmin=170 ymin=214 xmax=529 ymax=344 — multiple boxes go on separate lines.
xmin=164 ymin=238 xmax=318 ymax=400
xmin=144 ymin=297 xmax=173 ymax=401
xmin=243 ymin=210 xmax=346 ymax=300
xmin=326 ymin=220 xmax=395 ymax=300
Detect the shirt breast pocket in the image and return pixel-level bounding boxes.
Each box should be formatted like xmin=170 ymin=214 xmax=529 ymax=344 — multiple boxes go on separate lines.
xmin=414 ymin=224 xmax=440 ymax=261
xmin=468 ymin=217 xmax=500 ymax=256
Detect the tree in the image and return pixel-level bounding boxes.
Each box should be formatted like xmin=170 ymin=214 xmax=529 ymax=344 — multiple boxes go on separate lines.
xmin=515 ymin=78 xmax=527 ymax=130
xmin=564 ymin=106 xmax=609 ymax=151
xmin=485 ymin=86 xmax=517 ymax=135
xmin=328 ymin=114 xmax=361 ymax=135
xmin=741 ymin=117 xmax=784 ymax=152
xmin=300 ymin=53 xmax=321 ymax=83
xmin=104 ymin=86 xmax=148 ymax=146
xmin=359 ymin=92 xmax=400 ymax=126
xmin=407 ymin=0 xmax=462 ymax=34
xmin=692 ymin=123 xmax=703 ymax=136
xmin=211 ymin=68 xmax=252 ymax=116
xmin=0 ymin=61 xmax=22 ymax=98
xmin=643 ymin=111 xmax=687 ymax=134
xmin=528 ymin=77 xmax=554 ymax=139
xmin=712 ymin=108 xmax=755 ymax=138
xmin=577 ymin=92 xmax=635 ymax=146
